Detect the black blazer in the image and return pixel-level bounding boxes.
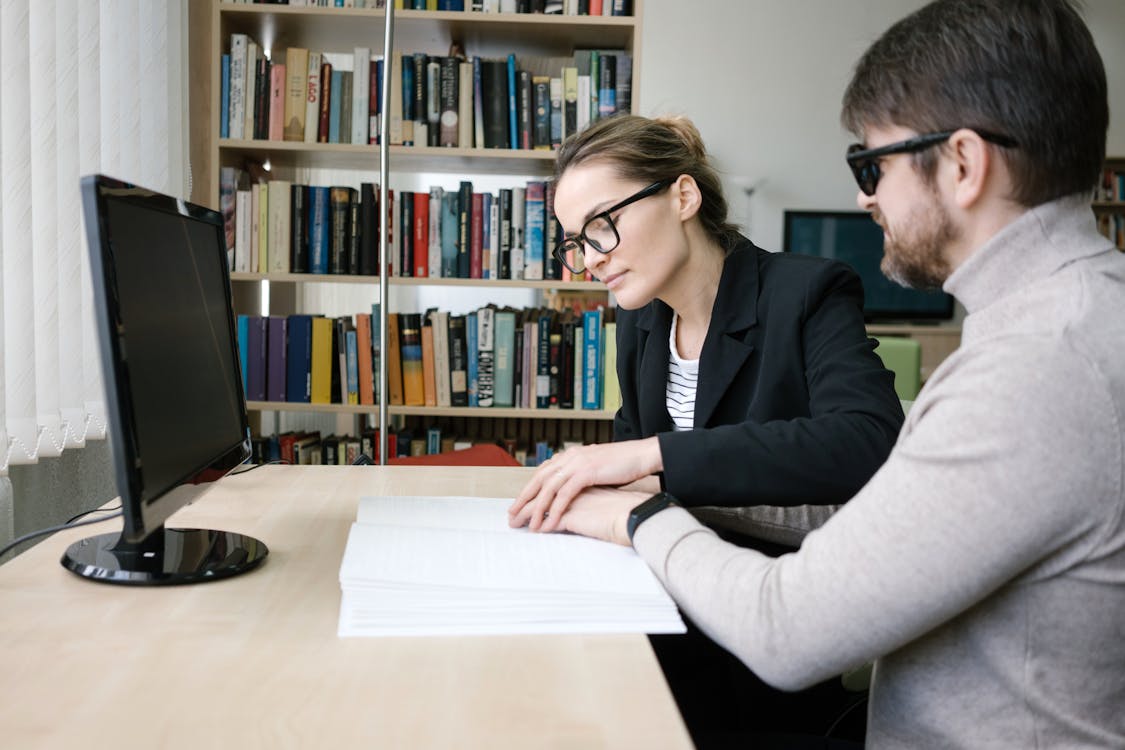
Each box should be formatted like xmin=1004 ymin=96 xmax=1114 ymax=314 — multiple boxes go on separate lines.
xmin=614 ymin=238 xmax=903 ymax=508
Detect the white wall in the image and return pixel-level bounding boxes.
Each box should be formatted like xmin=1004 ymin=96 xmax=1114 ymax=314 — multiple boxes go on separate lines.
xmin=638 ymin=0 xmax=1125 ymax=252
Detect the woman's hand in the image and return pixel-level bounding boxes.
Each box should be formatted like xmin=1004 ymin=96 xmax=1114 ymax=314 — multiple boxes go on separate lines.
xmin=552 ymin=487 xmax=651 ymax=546
xmin=508 ymin=437 xmax=663 ymax=532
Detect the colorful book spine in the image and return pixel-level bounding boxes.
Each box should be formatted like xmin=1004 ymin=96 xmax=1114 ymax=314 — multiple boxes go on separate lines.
xmin=345 ymin=328 xmax=360 ymax=405
xmin=286 ymin=315 xmax=313 ymax=403
xmin=493 ymin=309 xmax=515 ymax=408
xmin=400 ymin=313 xmax=425 ymax=406
xmin=523 ymin=181 xmax=545 ymax=280
xmin=581 ymin=308 xmax=602 ymax=410
xmin=267 ymin=316 xmax=288 ymax=402
xmin=220 ymin=54 xmax=231 ymax=139
xmin=466 ymin=313 xmax=479 ymax=407
xmin=477 ymin=307 xmax=495 ymax=407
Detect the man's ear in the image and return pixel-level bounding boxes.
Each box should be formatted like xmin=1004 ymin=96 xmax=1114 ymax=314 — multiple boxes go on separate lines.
xmin=674 ymin=174 xmax=703 ymax=222
xmin=947 ymin=129 xmax=992 ymax=209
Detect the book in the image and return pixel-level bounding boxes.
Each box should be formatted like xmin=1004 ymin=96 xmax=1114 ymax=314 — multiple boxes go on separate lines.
xmin=229 ymin=34 xmax=248 ymax=140
xmin=493 ymin=308 xmax=516 ymax=407
xmin=441 ymin=190 xmax=459 ymax=277
xmin=352 ymin=47 xmax=371 ymax=144
xmin=524 ymin=181 xmax=545 ymax=279
xmin=430 ymin=310 xmax=452 ymax=407
xmin=581 ymin=308 xmax=602 ymax=409
xmin=476 ymin=307 xmax=495 ymax=407
xmin=337 ymin=495 xmax=685 ymax=637
xmin=286 ymin=315 xmax=313 ymax=402
xmin=311 ymin=316 xmax=334 ymax=404
xmin=448 ymin=314 xmax=468 ymax=407
xmin=421 ymin=317 xmax=437 ymax=407
xmin=266 ymin=178 xmax=290 ymax=273
xmin=480 ymin=59 xmax=510 ymax=149
xmin=428 ymin=187 xmax=443 ymax=278
xmin=290 ymin=184 xmax=308 ymax=273
xmin=457 ymin=181 xmax=473 ymax=278
xmin=267 ymin=316 xmax=288 ymax=402
xmin=346 ymin=326 xmax=360 ymax=405
xmin=413 ymin=191 xmax=429 ymax=277
xmin=304 ymin=51 xmax=322 ymax=142
xmin=245 ymin=315 xmax=267 ymax=401
xmin=400 ymin=312 xmax=425 ymax=406
xmin=269 ymin=62 xmax=286 ymax=140
xmin=237 ymin=315 xmax=249 ymax=393
xmin=220 ymin=54 xmax=231 ymax=139
xmin=356 ymin=312 xmax=376 ymax=405
xmin=386 ymin=312 xmax=404 ymax=405
xmin=466 ymin=313 xmax=478 ymax=407
xmin=359 ymin=182 xmax=379 ymax=276
xmin=284 ymin=47 xmax=309 ymax=140
xmin=308 ymin=186 xmax=331 ymax=274
xmin=439 ymin=56 xmax=459 ymax=146
xmin=458 ymin=60 xmax=474 ymax=148
xmin=603 ymin=318 xmax=620 ymax=412
xmin=330 ymin=186 xmax=352 ymax=274
xmin=318 ymin=61 xmax=333 ymax=142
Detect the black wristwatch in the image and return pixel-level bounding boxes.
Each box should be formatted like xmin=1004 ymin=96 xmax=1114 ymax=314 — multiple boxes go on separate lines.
xmin=627 ymin=492 xmax=679 ymax=543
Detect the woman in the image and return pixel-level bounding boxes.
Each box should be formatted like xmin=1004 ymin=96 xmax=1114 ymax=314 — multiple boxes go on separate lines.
xmin=508 ymin=114 xmax=903 ymax=535
xmin=505 ymin=114 xmax=902 ymax=744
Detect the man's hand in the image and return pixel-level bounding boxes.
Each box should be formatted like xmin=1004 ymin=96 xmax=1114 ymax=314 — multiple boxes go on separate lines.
xmin=508 ymin=437 xmax=663 ymax=532
xmin=553 ymin=487 xmax=651 ymax=546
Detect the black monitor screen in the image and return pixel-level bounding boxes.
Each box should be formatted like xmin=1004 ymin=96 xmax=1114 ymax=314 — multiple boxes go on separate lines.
xmin=69 ymin=176 xmax=265 ymax=585
xmin=103 ymin=197 xmax=246 ymax=503
xmin=782 ymin=210 xmax=954 ymax=322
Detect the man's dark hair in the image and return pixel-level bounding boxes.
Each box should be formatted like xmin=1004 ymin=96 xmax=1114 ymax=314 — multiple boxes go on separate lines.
xmin=841 ymin=0 xmax=1108 ymax=207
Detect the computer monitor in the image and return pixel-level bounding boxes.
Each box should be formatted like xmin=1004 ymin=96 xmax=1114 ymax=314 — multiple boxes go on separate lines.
xmin=782 ymin=210 xmax=955 ymax=323
xmin=62 ymin=175 xmax=268 ymax=585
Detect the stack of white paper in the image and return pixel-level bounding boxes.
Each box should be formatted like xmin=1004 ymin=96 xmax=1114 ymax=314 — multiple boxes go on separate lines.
xmin=337 ymin=495 xmax=685 ymax=637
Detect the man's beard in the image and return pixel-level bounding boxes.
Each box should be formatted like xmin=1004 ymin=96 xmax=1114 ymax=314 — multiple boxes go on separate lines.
xmin=875 ymin=198 xmax=958 ymax=291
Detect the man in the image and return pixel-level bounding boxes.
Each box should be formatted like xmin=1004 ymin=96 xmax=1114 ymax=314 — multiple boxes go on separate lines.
xmin=543 ymin=1 xmax=1125 ymax=746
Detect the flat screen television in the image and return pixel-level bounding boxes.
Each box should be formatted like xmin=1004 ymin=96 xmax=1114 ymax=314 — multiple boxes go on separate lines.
xmin=62 ymin=175 xmax=268 ymax=585
xmin=782 ymin=210 xmax=955 ymax=323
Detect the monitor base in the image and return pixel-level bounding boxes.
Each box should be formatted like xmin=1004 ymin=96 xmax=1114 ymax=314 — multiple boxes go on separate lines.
xmin=61 ymin=526 xmax=268 ymax=585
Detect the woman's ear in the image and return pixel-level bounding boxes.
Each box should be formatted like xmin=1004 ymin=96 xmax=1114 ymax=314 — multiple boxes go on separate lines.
xmin=674 ymin=174 xmax=703 ymax=222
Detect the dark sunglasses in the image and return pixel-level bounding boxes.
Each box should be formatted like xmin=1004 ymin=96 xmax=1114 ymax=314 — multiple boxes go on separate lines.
xmin=553 ymin=178 xmax=675 ymax=275
xmin=846 ymin=129 xmax=1019 ymax=196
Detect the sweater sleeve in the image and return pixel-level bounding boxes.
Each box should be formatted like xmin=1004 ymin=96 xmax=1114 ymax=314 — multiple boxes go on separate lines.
xmin=634 ymin=338 xmax=1120 ymax=690
xmin=658 ymin=263 xmax=904 ymax=507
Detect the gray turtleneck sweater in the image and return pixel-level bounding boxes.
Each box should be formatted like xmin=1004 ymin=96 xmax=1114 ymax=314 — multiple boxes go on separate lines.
xmin=634 ymin=195 xmax=1125 ymax=748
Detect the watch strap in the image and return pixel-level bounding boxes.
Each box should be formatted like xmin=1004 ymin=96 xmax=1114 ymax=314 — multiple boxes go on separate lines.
xmin=627 ymin=492 xmax=679 ymax=543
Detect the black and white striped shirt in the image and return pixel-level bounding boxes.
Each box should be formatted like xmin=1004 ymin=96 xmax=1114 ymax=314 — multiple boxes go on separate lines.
xmin=666 ymin=315 xmax=699 ymax=431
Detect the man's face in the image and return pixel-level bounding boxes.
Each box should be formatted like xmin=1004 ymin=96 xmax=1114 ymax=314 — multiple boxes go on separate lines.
xmin=856 ymin=125 xmax=961 ymax=290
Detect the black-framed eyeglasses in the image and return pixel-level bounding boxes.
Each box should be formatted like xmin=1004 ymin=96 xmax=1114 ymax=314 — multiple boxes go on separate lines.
xmin=846 ymin=128 xmax=1019 ymax=196
xmin=553 ymin=178 xmax=675 ymax=275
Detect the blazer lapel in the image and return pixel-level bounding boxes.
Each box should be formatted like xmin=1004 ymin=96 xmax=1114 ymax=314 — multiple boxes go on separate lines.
xmin=694 ymin=243 xmax=760 ymax=427
xmin=635 ymin=301 xmax=675 ymax=434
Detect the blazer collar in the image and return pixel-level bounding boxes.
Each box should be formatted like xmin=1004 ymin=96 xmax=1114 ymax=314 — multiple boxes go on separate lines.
xmin=635 ymin=240 xmax=761 ymax=428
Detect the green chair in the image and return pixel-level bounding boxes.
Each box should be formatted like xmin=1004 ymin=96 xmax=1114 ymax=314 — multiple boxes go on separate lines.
xmin=873 ymin=336 xmax=922 ymax=401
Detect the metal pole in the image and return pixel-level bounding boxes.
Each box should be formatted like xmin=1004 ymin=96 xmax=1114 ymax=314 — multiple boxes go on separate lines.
xmin=377 ymin=3 xmax=394 ymax=466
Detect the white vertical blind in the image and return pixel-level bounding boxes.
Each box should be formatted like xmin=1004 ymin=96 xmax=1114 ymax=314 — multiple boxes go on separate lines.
xmin=0 ymin=0 xmax=187 ymax=475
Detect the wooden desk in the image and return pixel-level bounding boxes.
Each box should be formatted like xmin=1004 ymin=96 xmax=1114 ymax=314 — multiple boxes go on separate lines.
xmin=0 ymin=466 xmax=692 ymax=749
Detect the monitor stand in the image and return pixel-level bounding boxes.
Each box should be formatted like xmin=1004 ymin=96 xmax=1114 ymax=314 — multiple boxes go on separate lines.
xmin=60 ymin=525 xmax=269 ymax=585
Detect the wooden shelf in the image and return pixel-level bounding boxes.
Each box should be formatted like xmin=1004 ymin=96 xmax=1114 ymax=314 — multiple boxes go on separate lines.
xmin=247 ymin=401 xmax=614 ymax=421
xmin=219 ymin=139 xmax=558 ymax=175
xmin=218 ymin=5 xmax=638 ymax=54
xmin=1092 ymin=201 xmax=1124 ymax=211
xmin=229 ymin=271 xmax=606 ymax=290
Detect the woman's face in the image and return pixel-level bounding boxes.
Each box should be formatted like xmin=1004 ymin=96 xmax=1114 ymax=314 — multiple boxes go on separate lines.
xmin=553 ymin=160 xmax=686 ymax=310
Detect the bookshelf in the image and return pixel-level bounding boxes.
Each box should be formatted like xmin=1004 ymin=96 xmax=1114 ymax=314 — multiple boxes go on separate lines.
xmin=188 ymin=1 xmax=643 ymax=462
xmin=1093 ymin=156 xmax=1125 ymax=251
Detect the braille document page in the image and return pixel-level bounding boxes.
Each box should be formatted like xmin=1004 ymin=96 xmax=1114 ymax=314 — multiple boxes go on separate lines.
xmin=337 ymin=496 xmax=685 ymax=637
